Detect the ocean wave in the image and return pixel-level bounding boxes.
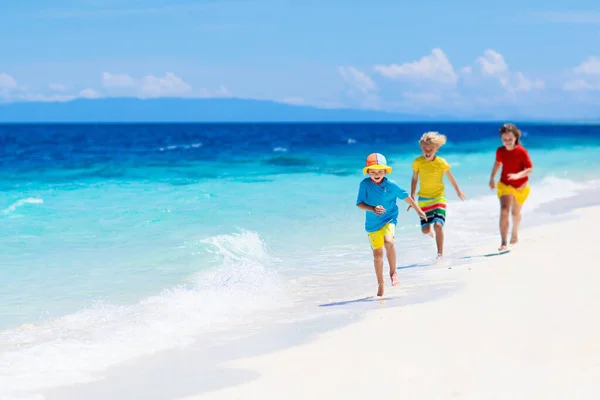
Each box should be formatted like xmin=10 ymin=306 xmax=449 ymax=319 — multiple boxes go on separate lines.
xmin=0 ymin=230 xmax=287 ymax=394
xmin=1 ymin=198 xmax=44 ymax=215
xmin=158 ymin=143 xmax=203 ymax=152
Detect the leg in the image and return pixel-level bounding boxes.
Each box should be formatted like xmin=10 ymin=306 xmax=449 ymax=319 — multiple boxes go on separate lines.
xmin=383 ymin=235 xmax=399 ymax=286
xmin=510 ymin=199 xmax=522 ymax=245
xmin=433 ymin=222 xmax=444 ymax=256
xmin=368 ymin=227 xmax=387 ymax=297
xmin=421 ymin=224 xmax=434 ymax=238
xmin=372 ymin=248 xmax=385 ymax=296
xmin=499 ymin=195 xmax=512 ymax=250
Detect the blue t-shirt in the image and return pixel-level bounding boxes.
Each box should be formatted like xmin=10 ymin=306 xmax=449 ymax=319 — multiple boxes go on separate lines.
xmin=356 ymin=177 xmax=409 ymax=232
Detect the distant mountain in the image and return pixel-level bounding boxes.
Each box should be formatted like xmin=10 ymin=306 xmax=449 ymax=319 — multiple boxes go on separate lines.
xmin=0 ymin=97 xmax=441 ymax=123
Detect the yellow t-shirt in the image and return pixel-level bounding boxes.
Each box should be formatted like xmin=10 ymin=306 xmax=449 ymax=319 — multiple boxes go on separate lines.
xmin=412 ymin=156 xmax=450 ymax=198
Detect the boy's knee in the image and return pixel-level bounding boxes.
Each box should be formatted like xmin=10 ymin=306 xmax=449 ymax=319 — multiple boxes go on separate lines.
xmin=434 ymin=222 xmax=443 ymax=231
xmin=421 ymin=225 xmax=431 ymax=234
xmin=384 ymin=237 xmax=394 ymax=248
xmin=500 ymin=206 xmax=510 ymax=215
xmin=511 ymin=208 xmax=521 ymax=217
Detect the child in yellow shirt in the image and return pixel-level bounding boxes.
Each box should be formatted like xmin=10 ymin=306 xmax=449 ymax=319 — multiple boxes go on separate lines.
xmin=409 ymin=132 xmax=465 ymax=258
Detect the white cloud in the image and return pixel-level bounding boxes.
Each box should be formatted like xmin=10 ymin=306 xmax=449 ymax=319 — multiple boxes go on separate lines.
xmin=0 ymin=73 xmax=18 ymax=89
xmin=476 ymin=49 xmax=509 ymax=76
xmin=139 ymin=72 xmax=192 ymax=97
xmin=337 ymin=66 xmax=381 ymax=109
xmin=373 ymin=48 xmax=458 ymax=85
xmin=475 ymin=49 xmax=544 ymax=93
xmin=338 ymin=66 xmax=377 ymax=93
xmin=563 ymin=56 xmax=600 ymax=91
xmin=78 ymin=88 xmax=101 ymax=99
xmin=335 ymin=48 xmax=547 ymax=112
xmin=573 ymin=56 xmax=600 ymax=75
xmin=513 ymin=72 xmax=545 ymax=91
xmin=102 ymin=71 xmax=227 ymax=98
xmin=102 ymin=72 xmax=135 ymax=88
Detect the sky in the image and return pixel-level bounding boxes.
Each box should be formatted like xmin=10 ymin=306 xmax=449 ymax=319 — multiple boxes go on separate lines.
xmin=1 ymin=0 xmax=599 ymax=118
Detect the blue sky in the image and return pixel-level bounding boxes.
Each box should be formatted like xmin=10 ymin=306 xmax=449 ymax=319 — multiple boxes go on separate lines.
xmin=1 ymin=0 xmax=599 ymax=118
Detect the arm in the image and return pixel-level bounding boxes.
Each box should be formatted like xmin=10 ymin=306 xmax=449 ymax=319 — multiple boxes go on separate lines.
xmin=507 ymin=167 xmax=533 ymax=181
xmin=357 ymin=202 xmax=376 ymax=213
xmin=356 ymin=182 xmax=385 ymax=215
xmin=407 ymin=170 xmax=419 ymax=211
xmin=410 ymin=170 xmax=418 ymax=199
xmin=445 ymin=169 xmax=465 ymax=200
xmin=507 ymin=149 xmax=534 ymax=181
xmin=358 ymin=202 xmax=386 ymax=215
xmin=404 ymin=196 xmax=427 ymax=219
xmin=489 ymin=161 xmax=501 ymax=189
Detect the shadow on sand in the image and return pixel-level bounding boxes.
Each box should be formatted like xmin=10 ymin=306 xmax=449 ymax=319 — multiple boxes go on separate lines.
xmin=459 ymin=249 xmax=510 ymax=260
xmin=318 ymin=262 xmax=433 ymax=307
xmin=319 ymin=295 xmax=387 ymax=307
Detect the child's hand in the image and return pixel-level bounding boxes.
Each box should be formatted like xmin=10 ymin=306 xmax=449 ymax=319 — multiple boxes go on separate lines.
xmin=374 ymin=205 xmax=386 ymax=215
xmin=457 ymin=190 xmax=466 ymax=201
xmin=507 ymin=173 xmax=521 ymax=180
xmin=416 ymin=208 xmax=427 ymax=219
xmin=489 ymin=178 xmax=496 ymax=190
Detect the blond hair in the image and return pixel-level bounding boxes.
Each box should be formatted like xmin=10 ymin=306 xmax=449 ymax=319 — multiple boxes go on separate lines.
xmin=419 ymin=131 xmax=447 ymax=147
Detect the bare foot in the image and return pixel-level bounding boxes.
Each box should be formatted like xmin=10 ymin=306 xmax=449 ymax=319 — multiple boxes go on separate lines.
xmin=391 ymin=273 xmax=400 ymax=286
xmin=498 ymin=244 xmax=508 ymax=252
xmin=510 ymin=236 xmax=518 ymax=245
xmin=377 ymin=283 xmax=384 ymax=297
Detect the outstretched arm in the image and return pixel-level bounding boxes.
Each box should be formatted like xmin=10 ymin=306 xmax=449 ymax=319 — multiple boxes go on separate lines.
xmin=445 ymin=169 xmax=465 ymax=200
xmin=404 ymin=196 xmax=426 ymax=219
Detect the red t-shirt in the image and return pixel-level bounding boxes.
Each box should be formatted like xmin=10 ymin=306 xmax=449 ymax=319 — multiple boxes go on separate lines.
xmin=496 ymin=145 xmax=533 ymax=188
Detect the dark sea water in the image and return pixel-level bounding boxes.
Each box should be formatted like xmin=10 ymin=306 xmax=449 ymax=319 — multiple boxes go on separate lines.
xmin=2 ymin=123 xmax=599 ymax=185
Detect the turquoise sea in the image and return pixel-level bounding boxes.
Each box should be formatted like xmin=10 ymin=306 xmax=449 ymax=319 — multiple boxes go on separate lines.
xmin=1 ymin=122 xmax=600 ymax=396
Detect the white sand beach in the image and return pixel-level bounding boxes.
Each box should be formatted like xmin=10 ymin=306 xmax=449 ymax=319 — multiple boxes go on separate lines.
xmin=182 ymin=205 xmax=600 ymax=400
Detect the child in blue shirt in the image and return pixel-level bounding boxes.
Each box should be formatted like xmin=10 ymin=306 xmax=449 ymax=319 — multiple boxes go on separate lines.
xmin=356 ymin=153 xmax=426 ymax=297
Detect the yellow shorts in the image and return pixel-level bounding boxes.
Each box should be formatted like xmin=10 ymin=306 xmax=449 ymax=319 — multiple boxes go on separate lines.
xmin=368 ymin=222 xmax=395 ymax=250
xmin=497 ymin=182 xmax=530 ymax=206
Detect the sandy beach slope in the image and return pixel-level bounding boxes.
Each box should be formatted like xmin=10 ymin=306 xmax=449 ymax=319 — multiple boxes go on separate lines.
xmin=182 ymin=205 xmax=600 ymax=400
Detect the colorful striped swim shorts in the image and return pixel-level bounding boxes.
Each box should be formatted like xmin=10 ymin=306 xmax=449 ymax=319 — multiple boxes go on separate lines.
xmin=418 ymin=196 xmax=447 ymax=227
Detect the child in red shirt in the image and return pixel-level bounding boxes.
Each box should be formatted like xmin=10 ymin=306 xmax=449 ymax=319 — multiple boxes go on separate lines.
xmin=489 ymin=123 xmax=533 ymax=251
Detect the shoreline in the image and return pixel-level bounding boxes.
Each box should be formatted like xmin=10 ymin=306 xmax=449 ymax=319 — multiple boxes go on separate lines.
xmin=176 ymin=203 xmax=600 ymax=400
xmin=29 ymin=199 xmax=600 ymax=400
